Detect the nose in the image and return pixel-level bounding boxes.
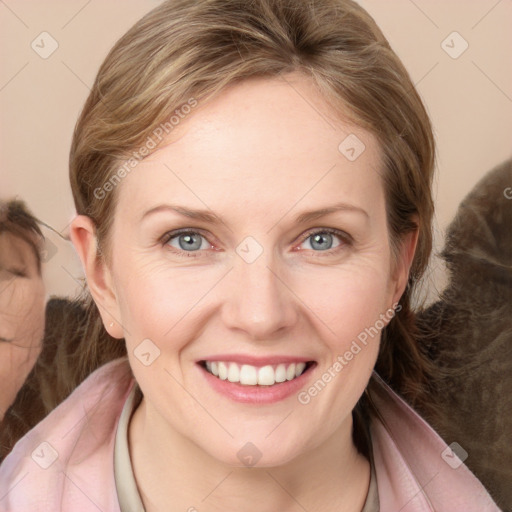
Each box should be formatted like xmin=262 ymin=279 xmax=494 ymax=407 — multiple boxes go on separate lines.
xmin=221 ymin=251 xmax=299 ymax=341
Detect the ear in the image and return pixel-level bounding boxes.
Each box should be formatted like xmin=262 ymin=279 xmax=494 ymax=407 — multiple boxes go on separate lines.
xmin=69 ymin=215 xmax=124 ymax=339
xmin=389 ymin=222 xmax=419 ymax=306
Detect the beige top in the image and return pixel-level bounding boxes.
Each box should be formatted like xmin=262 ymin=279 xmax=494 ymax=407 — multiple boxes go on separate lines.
xmin=114 ymin=385 xmax=379 ymax=512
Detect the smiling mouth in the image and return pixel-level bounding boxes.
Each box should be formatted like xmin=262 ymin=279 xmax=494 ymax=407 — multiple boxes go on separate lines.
xmin=199 ymin=360 xmax=316 ymax=386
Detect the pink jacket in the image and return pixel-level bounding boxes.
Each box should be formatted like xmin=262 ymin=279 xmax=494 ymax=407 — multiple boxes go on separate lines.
xmin=0 ymin=358 xmax=501 ymax=511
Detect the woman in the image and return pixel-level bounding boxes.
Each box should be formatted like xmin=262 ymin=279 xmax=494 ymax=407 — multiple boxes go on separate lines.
xmin=0 ymin=199 xmax=46 ymax=421
xmin=0 ymin=0 xmax=501 ymax=510
xmin=0 ymin=295 xmax=122 ymax=463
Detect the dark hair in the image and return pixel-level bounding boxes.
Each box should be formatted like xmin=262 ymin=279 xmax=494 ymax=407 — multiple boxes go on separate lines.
xmin=0 ymin=199 xmax=44 ymax=275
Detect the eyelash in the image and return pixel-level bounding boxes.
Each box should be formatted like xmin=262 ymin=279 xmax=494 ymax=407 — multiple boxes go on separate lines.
xmin=2 ymin=267 xmax=27 ymax=278
xmin=160 ymin=227 xmax=352 ymax=259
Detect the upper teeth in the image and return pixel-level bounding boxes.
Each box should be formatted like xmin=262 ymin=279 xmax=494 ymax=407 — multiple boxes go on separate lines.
xmin=204 ymin=361 xmax=307 ymax=386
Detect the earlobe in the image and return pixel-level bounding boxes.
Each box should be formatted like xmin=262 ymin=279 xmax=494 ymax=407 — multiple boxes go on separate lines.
xmin=391 ymin=226 xmax=419 ymax=305
xmin=69 ymin=215 xmax=124 ymax=339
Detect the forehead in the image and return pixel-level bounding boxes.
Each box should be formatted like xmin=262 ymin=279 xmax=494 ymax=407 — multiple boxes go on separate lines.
xmin=115 ymin=74 xmax=384 ymax=222
xmin=0 ymin=231 xmax=39 ymax=269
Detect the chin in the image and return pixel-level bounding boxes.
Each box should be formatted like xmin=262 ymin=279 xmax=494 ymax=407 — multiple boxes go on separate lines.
xmin=204 ymin=434 xmax=309 ymax=470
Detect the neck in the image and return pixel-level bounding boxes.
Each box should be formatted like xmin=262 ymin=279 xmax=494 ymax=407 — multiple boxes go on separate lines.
xmin=128 ymin=397 xmax=371 ymax=512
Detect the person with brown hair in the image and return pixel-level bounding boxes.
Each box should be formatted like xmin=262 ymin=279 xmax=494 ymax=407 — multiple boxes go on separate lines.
xmin=0 ymin=199 xmax=46 ymax=420
xmin=0 ymin=204 xmax=124 ymax=463
xmin=0 ymin=0 xmax=501 ymax=510
xmin=0 ymin=294 xmax=126 ymax=463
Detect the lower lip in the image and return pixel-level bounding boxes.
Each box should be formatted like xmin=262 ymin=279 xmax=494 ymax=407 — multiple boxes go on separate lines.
xmin=198 ymin=363 xmax=316 ymax=404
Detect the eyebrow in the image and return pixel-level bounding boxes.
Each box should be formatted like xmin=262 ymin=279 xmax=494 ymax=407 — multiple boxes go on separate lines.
xmin=140 ymin=201 xmax=369 ymax=225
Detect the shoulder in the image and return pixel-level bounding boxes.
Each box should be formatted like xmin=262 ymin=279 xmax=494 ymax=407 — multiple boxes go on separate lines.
xmin=0 ymin=357 xmax=134 ymax=512
xmin=368 ymin=371 xmax=501 ymax=512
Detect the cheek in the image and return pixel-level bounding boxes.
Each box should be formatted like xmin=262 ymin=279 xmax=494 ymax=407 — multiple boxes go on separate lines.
xmin=292 ymin=261 xmax=393 ymax=340
xmin=0 ymin=279 xmax=46 ymax=345
xmin=114 ymin=259 xmax=225 ymax=347
xmin=290 ymin=261 xmax=392 ymax=407
xmin=0 ymin=343 xmax=41 ymax=401
xmin=116 ymin=250 xmax=394 ymax=343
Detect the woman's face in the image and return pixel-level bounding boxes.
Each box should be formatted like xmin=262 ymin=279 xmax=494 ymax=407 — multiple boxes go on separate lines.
xmin=79 ymin=73 xmax=412 ymax=466
xmin=0 ymin=231 xmax=45 ymax=418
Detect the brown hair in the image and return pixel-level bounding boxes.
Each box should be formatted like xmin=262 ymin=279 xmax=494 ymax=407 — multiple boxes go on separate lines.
xmin=68 ymin=0 xmax=444 ymax=457
xmin=0 ymin=294 xmax=126 ymax=462
xmin=0 ymin=202 xmax=122 ymax=460
xmin=0 ymin=199 xmax=44 ymax=275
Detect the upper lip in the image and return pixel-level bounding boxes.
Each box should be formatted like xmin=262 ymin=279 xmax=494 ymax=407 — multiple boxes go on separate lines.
xmin=198 ymin=354 xmax=315 ymax=366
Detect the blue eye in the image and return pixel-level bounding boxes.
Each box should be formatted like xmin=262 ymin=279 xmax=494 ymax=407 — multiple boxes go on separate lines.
xmin=163 ymin=230 xmax=210 ymax=256
xmin=161 ymin=227 xmax=351 ymax=258
xmin=301 ymin=230 xmax=341 ymax=251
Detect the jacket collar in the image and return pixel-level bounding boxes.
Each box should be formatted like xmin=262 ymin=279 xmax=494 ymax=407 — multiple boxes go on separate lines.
xmin=368 ymin=371 xmax=500 ymax=511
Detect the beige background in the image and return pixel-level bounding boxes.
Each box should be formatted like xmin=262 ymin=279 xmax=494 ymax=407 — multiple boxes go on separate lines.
xmin=1 ymin=0 xmax=511 ymax=304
